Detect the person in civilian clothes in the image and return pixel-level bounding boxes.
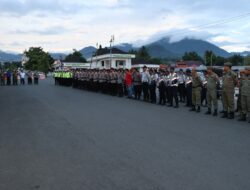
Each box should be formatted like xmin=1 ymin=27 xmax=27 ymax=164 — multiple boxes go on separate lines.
xmin=125 ymin=69 xmax=133 ymax=98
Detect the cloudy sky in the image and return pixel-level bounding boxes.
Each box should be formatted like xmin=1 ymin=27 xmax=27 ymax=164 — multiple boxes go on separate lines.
xmin=0 ymin=0 xmax=250 ymax=53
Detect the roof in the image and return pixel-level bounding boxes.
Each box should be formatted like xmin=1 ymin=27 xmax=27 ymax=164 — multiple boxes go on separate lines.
xmin=132 ymin=58 xmax=159 ymax=66
xmin=95 ymin=47 xmax=129 ymax=56
xmin=176 ymin=61 xmax=203 ymax=68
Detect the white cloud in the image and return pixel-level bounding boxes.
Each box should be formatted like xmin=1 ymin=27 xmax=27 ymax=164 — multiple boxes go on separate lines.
xmin=0 ymin=0 xmax=250 ymax=53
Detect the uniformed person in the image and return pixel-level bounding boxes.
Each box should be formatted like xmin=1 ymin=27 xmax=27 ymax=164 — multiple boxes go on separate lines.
xmin=132 ymin=69 xmax=142 ymax=100
xmin=190 ymin=68 xmax=202 ymax=112
xmin=158 ymin=71 xmax=167 ymax=105
xmin=149 ymin=69 xmax=157 ymax=104
xmin=238 ymin=67 xmax=250 ymax=122
xmin=205 ymin=67 xmax=219 ymax=116
xmin=221 ymin=62 xmax=237 ymax=119
xmin=185 ymin=69 xmax=193 ymax=107
xmin=168 ymin=67 xmax=179 ymax=108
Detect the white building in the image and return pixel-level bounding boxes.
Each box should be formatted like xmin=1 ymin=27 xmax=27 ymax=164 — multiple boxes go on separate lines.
xmin=131 ymin=58 xmax=160 ymax=72
xmin=87 ymin=47 xmax=135 ymax=69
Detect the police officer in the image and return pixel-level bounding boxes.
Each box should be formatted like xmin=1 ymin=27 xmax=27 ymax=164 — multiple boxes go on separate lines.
xmin=185 ymin=69 xmax=192 ymax=107
xmin=133 ymin=69 xmax=142 ymax=100
xmin=168 ymin=67 xmax=179 ymax=108
xmin=221 ymin=62 xmax=237 ymax=119
xmin=190 ymin=68 xmax=202 ymax=112
xmin=158 ymin=71 xmax=167 ymax=105
xmin=205 ymin=67 xmax=219 ymax=116
xmin=238 ymin=67 xmax=250 ymax=122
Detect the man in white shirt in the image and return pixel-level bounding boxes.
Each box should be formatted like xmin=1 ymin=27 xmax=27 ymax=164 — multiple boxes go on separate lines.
xmin=20 ymin=70 xmax=26 ymax=85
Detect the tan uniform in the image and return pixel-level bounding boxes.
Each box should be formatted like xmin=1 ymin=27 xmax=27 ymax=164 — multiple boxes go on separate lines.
xmin=241 ymin=75 xmax=250 ymax=115
xmin=206 ymin=72 xmax=219 ymax=110
xmin=222 ymin=70 xmax=237 ymax=113
xmin=192 ymin=75 xmax=202 ymax=106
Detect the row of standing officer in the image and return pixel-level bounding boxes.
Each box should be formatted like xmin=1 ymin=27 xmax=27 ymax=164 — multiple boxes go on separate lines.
xmin=53 ymin=64 xmax=250 ymax=123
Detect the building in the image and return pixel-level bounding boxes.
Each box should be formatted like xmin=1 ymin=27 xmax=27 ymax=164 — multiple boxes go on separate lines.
xmin=132 ymin=58 xmax=160 ymax=72
xmin=87 ymin=47 xmax=135 ymax=69
xmin=53 ymin=60 xmax=90 ymax=70
xmin=176 ymin=60 xmax=203 ymax=68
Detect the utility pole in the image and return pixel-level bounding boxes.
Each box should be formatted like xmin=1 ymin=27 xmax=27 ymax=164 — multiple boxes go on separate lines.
xmin=110 ymin=35 xmax=115 ymax=69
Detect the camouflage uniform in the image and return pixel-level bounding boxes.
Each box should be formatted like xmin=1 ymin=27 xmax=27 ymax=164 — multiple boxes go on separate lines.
xmin=221 ymin=63 xmax=237 ymax=119
xmin=239 ymin=67 xmax=250 ymax=122
xmin=190 ymin=73 xmax=202 ymax=112
xmin=206 ymin=72 xmax=219 ymax=116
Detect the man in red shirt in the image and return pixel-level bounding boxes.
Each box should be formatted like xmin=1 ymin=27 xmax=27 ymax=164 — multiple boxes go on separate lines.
xmin=125 ymin=69 xmax=133 ymax=98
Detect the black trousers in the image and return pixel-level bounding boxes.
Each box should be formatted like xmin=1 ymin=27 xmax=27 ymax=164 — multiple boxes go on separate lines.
xmin=149 ymin=84 xmax=156 ymax=103
xmin=169 ymin=86 xmax=179 ymax=106
xmin=134 ymin=85 xmax=142 ymax=100
xmin=186 ymin=86 xmax=192 ymax=107
xmin=178 ymin=83 xmax=186 ymax=102
xmin=142 ymin=82 xmax=149 ymax=101
xmin=159 ymin=86 xmax=166 ymax=105
xmin=201 ymin=87 xmax=207 ymax=106
xmin=117 ymin=83 xmax=124 ymax=97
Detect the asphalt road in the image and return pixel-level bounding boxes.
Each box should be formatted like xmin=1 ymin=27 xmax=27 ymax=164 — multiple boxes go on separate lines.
xmin=0 ymin=78 xmax=249 ymax=190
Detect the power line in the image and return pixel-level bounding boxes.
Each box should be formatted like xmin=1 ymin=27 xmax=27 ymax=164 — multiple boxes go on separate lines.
xmin=163 ymin=12 xmax=250 ymax=37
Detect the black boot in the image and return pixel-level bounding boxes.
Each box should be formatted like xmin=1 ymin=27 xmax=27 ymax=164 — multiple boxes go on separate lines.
xmin=228 ymin=112 xmax=234 ymax=119
xmin=221 ymin=111 xmax=228 ymax=118
xmin=196 ymin=106 xmax=201 ymax=113
xmin=238 ymin=114 xmax=246 ymax=121
xmin=213 ymin=109 xmax=218 ymax=116
xmin=189 ymin=105 xmax=196 ymax=111
xmin=205 ymin=108 xmax=211 ymax=115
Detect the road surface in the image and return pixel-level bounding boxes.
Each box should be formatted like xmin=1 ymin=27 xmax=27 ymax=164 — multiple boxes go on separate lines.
xmin=0 ymin=78 xmax=249 ymax=190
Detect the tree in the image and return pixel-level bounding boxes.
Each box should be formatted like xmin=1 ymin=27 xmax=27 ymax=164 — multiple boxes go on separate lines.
xmin=64 ymin=49 xmax=87 ymax=63
xmin=214 ymin=56 xmax=226 ymax=66
xmin=182 ymin=51 xmax=203 ymax=62
xmin=136 ymin=46 xmax=151 ymax=60
xmin=204 ymin=50 xmax=216 ymax=66
xmin=244 ymin=55 xmax=250 ymax=66
xmin=228 ymin=54 xmax=244 ymax=66
xmin=24 ymin=47 xmax=54 ymax=74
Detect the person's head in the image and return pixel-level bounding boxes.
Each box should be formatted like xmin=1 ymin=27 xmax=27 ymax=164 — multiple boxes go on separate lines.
xmin=191 ymin=68 xmax=197 ymax=76
xmin=207 ymin=66 xmax=213 ymax=74
xmin=170 ymin=67 xmax=175 ymax=73
xmin=143 ymin=66 xmax=147 ymax=72
xmin=179 ymin=69 xmax=183 ymax=74
xmin=224 ymin=62 xmax=232 ymax=72
xmin=186 ymin=69 xmax=191 ymax=75
xmin=245 ymin=66 xmax=250 ymax=76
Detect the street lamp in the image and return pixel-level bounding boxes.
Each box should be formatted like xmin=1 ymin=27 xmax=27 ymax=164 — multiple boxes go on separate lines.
xmin=109 ymin=35 xmax=115 ymax=69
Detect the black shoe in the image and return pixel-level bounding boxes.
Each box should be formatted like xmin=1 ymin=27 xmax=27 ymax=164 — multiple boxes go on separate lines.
xmin=196 ymin=106 xmax=201 ymax=113
xmin=174 ymin=105 xmax=179 ymax=108
xmin=213 ymin=109 xmax=218 ymax=116
xmin=189 ymin=106 xmax=196 ymax=111
xmin=205 ymin=108 xmax=211 ymax=115
xmin=228 ymin=112 xmax=234 ymax=119
xmin=238 ymin=114 xmax=247 ymax=121
xmin=221 ymin=112 xmax=228 ymax=118
xmin=168 ymin=104 xmax=173 ymax=107
xmin=220 ymin=110 xmax=225 ymax=114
